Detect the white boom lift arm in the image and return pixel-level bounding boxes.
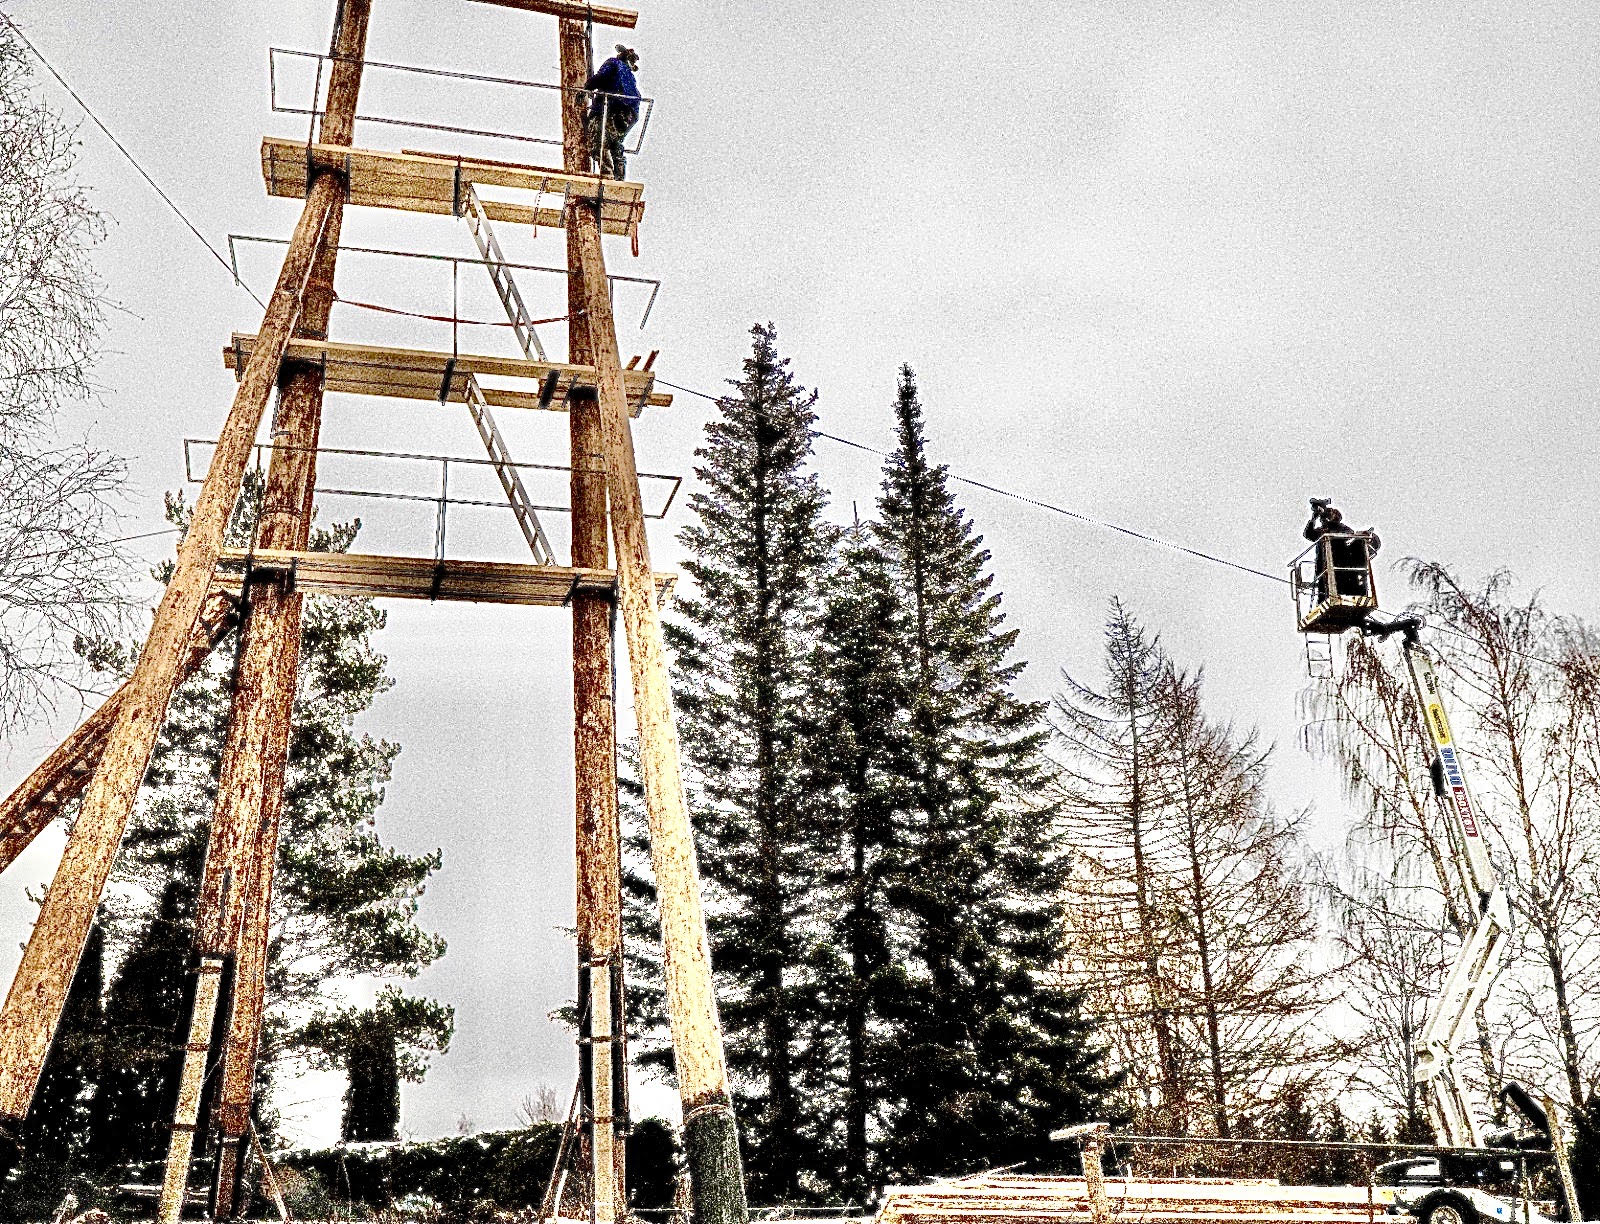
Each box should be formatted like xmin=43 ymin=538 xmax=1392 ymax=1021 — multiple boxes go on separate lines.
xmin=1387 ymin=619 xmax=1512 ymax=1147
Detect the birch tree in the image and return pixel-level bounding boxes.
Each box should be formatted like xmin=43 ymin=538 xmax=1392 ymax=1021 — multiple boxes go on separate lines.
xmin=1309 ymin=561 xmax=1600 ymax=1116
xmin=0 ymin=22 xmax=131 ymax=730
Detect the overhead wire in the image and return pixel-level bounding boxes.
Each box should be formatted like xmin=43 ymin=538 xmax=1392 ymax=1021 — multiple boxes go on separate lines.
xmin=12 ymin=18 xmax=1564 ymax=674
xmin=1 ymin=12 xmax=269 ymax=310
xmin=653 ymin=381 xmax=1572 ymax=672
xmin=653 ymin=379 xmax=1288 ymax=585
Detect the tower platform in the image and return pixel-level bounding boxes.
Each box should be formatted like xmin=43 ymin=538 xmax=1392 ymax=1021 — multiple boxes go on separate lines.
xmin=218 ymin=549 xmax=676 ymax=606
xmin=262 ymin=138 xmax=645 ymax=239
xmin=224 ymin=335 xmax=670 ymax=416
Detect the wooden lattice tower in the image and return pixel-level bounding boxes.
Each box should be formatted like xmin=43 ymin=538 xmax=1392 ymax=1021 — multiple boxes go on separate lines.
xmin=0 ymin=3 xmax=750 ymax=1222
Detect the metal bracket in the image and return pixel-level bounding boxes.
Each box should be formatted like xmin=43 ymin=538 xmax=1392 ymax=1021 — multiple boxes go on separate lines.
xmin=537 ymin=369 xmax=562 ymax=410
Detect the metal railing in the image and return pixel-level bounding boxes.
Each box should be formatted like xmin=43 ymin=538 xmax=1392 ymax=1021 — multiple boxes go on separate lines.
xmin=184 ymin=438 xmax=682 ymax=565
xmin=269 ymin=47 xmax=655 ymax=155
xmin=227 ymin=235 xmax=662 ymax=332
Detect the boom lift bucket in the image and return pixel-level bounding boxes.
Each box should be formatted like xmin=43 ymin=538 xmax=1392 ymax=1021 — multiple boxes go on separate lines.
xmin=1290 ymin=532 xmax=1379 ymax=634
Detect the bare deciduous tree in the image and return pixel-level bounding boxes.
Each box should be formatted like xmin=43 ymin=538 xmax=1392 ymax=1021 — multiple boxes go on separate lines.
xmin=1055 ymin=601 xmax=1341 ymax=1137
xmin=1309 ymin=561 xmax=1600 ymax=1118
xmin=517 ymin=1081 xmax=569 ymax=1126
xmin=1321 ymin=858 xmax=1451 ymax=1140
xmin=0 ymin=21 xmax=131 ymax=731
xmin=1410 ymin=563 xmax=1600 ymax=1110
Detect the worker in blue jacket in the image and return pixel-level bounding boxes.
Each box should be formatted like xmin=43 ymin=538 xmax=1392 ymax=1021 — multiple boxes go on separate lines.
xmin=583 ymin=45 xmax=641 ymax=180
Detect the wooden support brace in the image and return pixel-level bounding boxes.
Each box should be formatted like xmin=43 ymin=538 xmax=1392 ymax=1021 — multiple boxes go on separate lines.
xmin=566 ymin=133 xmax=750 ymax=1224
xmin=0 ymin=589 xmax=236 ymax=877
xmin=0 ymin=173 xmax=337 ymax=1125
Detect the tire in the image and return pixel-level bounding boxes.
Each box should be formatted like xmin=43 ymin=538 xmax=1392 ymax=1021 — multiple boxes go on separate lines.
xmin=1422 ymin=1193 xmax=1478 ymax=1224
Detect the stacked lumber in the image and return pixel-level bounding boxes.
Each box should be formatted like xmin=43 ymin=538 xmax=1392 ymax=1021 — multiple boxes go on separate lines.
xmin=876 ymin=1174 xmax=1395 ymax=1224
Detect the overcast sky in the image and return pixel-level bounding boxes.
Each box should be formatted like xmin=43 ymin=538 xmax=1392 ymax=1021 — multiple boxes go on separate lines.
xmin=1 ymin=0 xmax=1598 ymax=1147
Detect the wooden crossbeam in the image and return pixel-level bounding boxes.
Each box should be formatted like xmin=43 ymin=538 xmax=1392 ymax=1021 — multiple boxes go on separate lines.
xmin=466 ymin=0 xmax=639 ymax=29
xmin=216 ymin=549 xmax=675 ymax=606
xmin=223 ymin=334 xmax=670 ymax=416
xmin=261 ymin=138 xmax=645 ymax=239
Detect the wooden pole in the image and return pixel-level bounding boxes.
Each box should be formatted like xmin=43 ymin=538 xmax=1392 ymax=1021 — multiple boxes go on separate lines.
xmin=561 ymin=21 xmax=626 ymax=1220
xmin=0 ymin=590 xmax=235 ymax=875
xmin=564 ymin=113 xmax=750 ymax=1224
xmin=161 ymin=6 xmax=371 ymax=1216
xmin=0 ymin=166 xmax=336 ymax=1126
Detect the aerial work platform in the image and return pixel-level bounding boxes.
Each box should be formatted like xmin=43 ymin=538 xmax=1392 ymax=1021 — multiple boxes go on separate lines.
xmin=261 ymin=137 xmax=645 ymax=238
xmin=223 ymin=334 xmax=670 ymax=416
xmin=217 ymin=548 xmax=676 ymax=606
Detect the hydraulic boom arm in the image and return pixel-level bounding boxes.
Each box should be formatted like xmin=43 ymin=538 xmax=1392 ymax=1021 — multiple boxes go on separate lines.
xmin=1395 ymin=625 xmax=1512 ymax=1148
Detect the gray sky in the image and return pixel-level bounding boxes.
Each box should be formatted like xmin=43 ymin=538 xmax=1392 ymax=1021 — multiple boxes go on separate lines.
xmin=1 ymin=0 xmax=1598 ymax=1146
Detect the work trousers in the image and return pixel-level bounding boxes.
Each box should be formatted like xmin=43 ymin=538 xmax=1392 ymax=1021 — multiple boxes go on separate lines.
xmin=586 ymin=106 xmax=637 ymax=180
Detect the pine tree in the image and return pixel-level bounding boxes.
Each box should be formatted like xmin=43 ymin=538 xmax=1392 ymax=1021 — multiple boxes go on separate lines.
xmin=342 ymin=1018 xmax=401 ymax=1141
xmin=666 ymin=323 xmax=837 ymax=1201
xmin=302 ymin=989 xmax=451 ymax=1142
xmin=80 ymin=481 xmax=451 ymax=1150
xmin=869 ymin=366 xmax=1112 ymax=1178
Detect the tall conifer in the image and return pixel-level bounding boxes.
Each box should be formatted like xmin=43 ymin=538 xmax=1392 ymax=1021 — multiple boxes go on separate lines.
xmin=667 ymin=323 xmax=836 ymax=1200
xmin=808 ymin=531 xmax=914 ymax=1196
xmin=869 ymin=367 xmax=1112 ymax=1177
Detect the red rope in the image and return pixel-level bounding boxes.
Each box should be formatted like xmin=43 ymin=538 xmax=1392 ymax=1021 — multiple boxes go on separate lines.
xmin=332 ymin=293 xmax=574 ymax=328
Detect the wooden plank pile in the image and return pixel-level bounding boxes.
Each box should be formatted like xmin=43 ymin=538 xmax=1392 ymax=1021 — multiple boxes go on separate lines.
xmin=875 ymin=1174 xmax=1396 ymax=1224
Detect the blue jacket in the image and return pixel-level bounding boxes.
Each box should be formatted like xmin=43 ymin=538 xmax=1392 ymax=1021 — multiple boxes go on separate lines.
xmin=584 ymin=56 xmax=640 ymax=123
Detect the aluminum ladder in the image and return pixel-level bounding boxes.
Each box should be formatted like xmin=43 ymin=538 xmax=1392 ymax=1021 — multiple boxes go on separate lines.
xmin=462 ymin=371 xmax=557 ymax=565
xmin=463 ymin=181 xmax=549 ymax=361
xmin=454 ymin=180 xmax=557 ymax=564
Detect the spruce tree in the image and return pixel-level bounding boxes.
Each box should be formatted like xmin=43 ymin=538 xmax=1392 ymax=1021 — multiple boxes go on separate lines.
xmin=869 ymin=367 xmax=1113 ymax=1178
xmin=666 ymin=323 xmax=836 ymax=1201
xmin=808 ymin=530 xmax=914 ymax=1197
